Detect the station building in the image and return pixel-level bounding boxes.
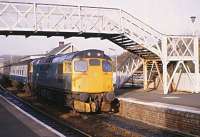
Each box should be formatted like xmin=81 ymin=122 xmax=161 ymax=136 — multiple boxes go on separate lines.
xmin=20 ymin=42 xmax=78 ymax=62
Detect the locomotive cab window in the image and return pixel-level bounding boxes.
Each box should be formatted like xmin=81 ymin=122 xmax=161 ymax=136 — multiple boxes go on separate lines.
xmin=89 ymin=59 xmax=100 ymax=66
xmin=102 ymin=60 xmax=112 ymax=72
xmin=63 ymin=62 xmax=71 ymax=73
xmin=74 ymin=60 xmax=88 ymax=72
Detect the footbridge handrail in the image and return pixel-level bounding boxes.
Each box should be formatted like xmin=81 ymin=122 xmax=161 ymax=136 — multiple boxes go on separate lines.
xmin=121 ymin=10 xmax=163 ymax=39
xmin=0 ymin=1 xmax=163 ymax=38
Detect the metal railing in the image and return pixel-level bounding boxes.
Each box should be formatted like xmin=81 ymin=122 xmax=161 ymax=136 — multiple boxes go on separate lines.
xmin=0 ymin=1 xmax=162 ymax=53
xmin=116 ymin=54 xmax=143 ymax=88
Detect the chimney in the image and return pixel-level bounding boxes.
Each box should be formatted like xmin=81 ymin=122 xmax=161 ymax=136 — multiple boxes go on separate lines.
xmin=59 ymin=41 xmax=64 ymax=47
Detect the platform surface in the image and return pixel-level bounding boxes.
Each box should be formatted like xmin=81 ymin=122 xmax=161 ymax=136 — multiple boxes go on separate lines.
xmin=116 ymin=88 xmax=200 ymax=109
xmin=0 ymin=95 xmax=59 ymax=137
xmin=0 ymin=103 xmax=40 ymax=137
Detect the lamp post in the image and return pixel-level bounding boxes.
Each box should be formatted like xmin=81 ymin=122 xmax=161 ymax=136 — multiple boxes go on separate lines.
xmin=190 ymin=16 xmax=200 ymax=93
xmin=108 ymin=48 xmax=118 ymax=86
xmin=190 ymin=16 xmax=196 ymax=35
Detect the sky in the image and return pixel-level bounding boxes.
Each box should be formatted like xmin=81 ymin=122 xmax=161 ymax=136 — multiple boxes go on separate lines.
xmin=0 ymin=0 xmax=200 ymax=56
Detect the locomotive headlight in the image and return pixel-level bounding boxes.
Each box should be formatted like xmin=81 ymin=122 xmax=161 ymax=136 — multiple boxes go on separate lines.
xmin=97 ymin=53 xmax=101 ymax=57
xmin=87 ymin=52 xmax=91 ymax=56
xmin=105 ymin=93 xmax=114 ymax=102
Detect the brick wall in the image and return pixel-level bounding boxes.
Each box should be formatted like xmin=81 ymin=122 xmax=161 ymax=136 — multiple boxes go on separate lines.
xmin=118 ymin=100 xmax=200 ymax=136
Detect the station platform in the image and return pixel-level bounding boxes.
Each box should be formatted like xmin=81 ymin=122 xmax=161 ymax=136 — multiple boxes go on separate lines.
xmin=0 ymin=95 xmax=60 ymax=137
xmin=116 ymin=88 xmax=200 ymax=136
xmin=116 ymin=88 xmax=200 ymax=109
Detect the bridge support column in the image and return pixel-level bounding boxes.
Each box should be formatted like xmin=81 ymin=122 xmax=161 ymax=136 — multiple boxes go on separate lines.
xmin=162 ymin=62 xmax=168 ymax=94
xmin=143 ymin=60 xmax=148 ymax=90
xmin=154 ymin=60 xmax=162 ymax=89
xmin=194 ymin=37 xmax=200 ymax=93
xmin=143 ymin=59 xmax=162 ymax=91
xmin=162 ymin=37 xmax=168 ymax=94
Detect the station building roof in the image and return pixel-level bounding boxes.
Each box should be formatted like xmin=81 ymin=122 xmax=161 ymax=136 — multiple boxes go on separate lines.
xmin=20 ymin=42 xmax=78 ymax=62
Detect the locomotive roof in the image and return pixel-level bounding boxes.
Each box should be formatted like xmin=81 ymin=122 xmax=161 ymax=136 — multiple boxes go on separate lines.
xmin=33 ymin=49 xmax=111 ymax=64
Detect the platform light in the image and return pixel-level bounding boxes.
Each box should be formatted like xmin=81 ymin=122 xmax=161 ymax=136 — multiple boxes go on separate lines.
xmin=190 ymin=16 xmax=196 ymax=36
xmin=190 ymin=16 xmax=196 ymax=24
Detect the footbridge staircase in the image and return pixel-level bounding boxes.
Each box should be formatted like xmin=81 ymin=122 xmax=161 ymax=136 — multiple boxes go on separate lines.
xmin=0 ymin=1 xmax=199 ymax=94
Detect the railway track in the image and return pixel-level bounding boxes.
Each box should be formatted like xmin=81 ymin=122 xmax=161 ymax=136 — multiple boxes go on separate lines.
xmin=0 ymin=85 xmax=192 ymax=137
xmin=0 ymin=85 xmax=92 ymax=137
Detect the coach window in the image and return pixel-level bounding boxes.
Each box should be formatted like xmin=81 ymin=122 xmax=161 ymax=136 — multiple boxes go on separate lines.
xmin=74 ymin=60 xmax=88 ymax=72
xmin=102 ymin=60 xmax=112 ymax=72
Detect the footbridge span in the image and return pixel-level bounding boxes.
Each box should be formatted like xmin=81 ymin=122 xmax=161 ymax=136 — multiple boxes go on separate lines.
xmin=0 ymin=1 xmax=199 ymax=94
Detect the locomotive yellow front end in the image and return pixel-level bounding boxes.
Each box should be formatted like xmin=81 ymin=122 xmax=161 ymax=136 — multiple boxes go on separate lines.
xmin=71 ymin=50 xmax=119 ymax=112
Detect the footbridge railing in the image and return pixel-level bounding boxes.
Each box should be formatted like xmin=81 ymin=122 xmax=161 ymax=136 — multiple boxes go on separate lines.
xmin=0 ymin=1 xmax=162 ymax=56
xmin=116 ymin=54 xmax=143 ymax=88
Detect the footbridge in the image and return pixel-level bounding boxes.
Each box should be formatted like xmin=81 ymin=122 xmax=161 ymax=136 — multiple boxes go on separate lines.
xmin=0 ymin=1 xmax=199 ymax=94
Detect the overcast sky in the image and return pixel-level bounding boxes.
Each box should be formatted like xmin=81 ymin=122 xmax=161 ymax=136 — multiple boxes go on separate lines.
xmin=0 ymin=0 xmax=200 ymax=56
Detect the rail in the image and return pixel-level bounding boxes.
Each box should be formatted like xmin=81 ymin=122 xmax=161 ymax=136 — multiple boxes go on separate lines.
xmin=0 ymin=85 xmax=92 ymax=137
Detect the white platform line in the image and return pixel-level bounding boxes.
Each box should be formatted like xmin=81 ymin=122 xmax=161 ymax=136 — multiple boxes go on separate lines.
xmin=0 ymin=94 xmax=66 ymax=137
xmin=119 ymin=97 xmax=200 ymax=115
